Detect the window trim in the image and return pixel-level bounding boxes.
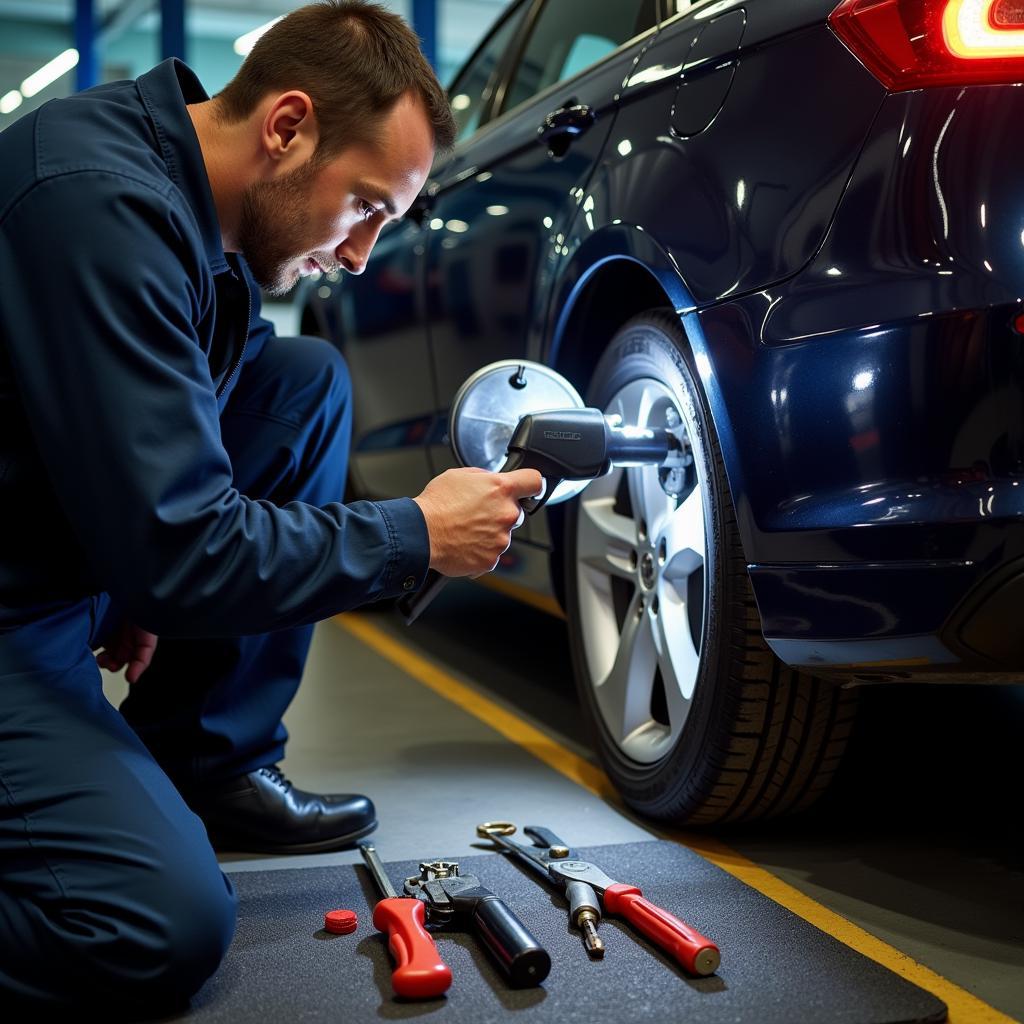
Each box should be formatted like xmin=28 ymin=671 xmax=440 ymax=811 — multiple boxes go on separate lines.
xmin=489 ymin=9 xmax=660 ymax=131
xmin=446 ymin=0 xmax=538 ymax=141
xmin=438 ymin=0 xmax=661 ymax=167
xmin=657 ymin=0 xmax=747 ymax=34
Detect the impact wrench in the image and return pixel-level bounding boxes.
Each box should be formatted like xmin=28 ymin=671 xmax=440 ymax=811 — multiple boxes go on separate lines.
xmin=398 ymin=407 xmax=685 ymax=624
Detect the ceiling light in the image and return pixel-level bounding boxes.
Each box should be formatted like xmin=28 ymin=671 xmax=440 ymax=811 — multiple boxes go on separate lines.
xmin=21 ymin=49 xmax=79 ymax=98
xmin=234 ymin=17 xmax=283 ymax=57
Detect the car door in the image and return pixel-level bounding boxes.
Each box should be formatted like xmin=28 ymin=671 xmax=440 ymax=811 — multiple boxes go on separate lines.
xmin=422 ymin=0 xmax=661 ymax=478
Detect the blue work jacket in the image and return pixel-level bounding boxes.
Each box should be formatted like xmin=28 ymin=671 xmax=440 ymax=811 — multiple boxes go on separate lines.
xmin=0 ymin=59 xmax=429 ymax=637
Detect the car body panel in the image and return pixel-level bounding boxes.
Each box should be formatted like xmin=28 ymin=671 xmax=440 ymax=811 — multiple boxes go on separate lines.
xmin=300 ymin=0 xmax=1024 ymax=678
xmin=422 ymin=29 xmax=659 ymax=479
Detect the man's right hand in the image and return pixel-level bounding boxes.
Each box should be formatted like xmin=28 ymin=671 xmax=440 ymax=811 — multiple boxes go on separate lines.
xmin=413 ymin=467 xmax=544 ymax=578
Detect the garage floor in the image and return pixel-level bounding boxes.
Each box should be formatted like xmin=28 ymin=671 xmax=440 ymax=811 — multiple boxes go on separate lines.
xmin=102 ymin=581 xmax=1024 ymax=1023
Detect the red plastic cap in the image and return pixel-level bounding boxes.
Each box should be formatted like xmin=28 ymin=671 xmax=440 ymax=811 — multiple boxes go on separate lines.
xmin=829 ymin=0 xmax=1024 ymax=90
xmin=324 ymin=909 xmax=358 ymax=934
xmin=1013 ymin=310 xmax=1024 ymax=335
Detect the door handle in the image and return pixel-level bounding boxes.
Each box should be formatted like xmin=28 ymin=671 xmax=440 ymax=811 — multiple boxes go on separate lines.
xmin=537 ymin=103 xmax=596 ymax=156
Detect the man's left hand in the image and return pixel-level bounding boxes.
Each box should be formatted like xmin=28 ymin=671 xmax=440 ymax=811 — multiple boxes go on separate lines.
xmin=95 ymin=622 xmax=158 ymax=684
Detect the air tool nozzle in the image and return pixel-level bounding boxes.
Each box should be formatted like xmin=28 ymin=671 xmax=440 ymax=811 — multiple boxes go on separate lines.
xmin=399 ymin=407 xmax=681 ymax=624
xmin=500 ymin=408 xmax=679 ymax=513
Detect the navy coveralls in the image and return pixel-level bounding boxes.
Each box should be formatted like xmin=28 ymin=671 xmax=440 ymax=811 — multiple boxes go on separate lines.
xmin=0 ymin=60 xmax=430 ymax=1008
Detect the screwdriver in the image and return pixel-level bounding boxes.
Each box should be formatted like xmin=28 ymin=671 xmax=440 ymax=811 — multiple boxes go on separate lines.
xmin=358 ymin=841 xmax=452 ymax=999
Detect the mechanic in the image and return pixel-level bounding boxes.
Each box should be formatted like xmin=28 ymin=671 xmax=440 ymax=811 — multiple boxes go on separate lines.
xmin=0 ymin=0 xmax=541 ymax=1010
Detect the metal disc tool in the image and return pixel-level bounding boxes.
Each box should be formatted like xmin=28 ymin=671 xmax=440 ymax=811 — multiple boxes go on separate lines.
xmin=448 ymin=359 xmax=588 ymax=506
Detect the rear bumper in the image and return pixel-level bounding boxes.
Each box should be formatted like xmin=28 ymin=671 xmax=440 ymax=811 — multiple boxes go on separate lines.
xmin=701 ymin=300 xmax=1024 ymax=678
xmin=693 ymin=80 xmax=1024 ymax=679
xmin=751 ymin=547 xmax=1024 ymax=679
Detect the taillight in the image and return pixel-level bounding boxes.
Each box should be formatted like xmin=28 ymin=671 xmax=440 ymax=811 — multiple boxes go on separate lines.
xmin=829 ymin=0 xmax=1024 ymax=89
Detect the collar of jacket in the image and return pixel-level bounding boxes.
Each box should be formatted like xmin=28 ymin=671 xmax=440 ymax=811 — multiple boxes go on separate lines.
xmin=136 ymin=58 xmax=231 ymax=276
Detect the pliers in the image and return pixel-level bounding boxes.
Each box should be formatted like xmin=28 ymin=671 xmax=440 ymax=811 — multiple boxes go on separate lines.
xmin=477 ymin=822 xmax=720 ymax=977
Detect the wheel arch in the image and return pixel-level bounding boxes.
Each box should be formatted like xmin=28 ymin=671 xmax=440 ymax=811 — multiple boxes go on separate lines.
xmin=544 ymin=226 xmax=754 ymax=562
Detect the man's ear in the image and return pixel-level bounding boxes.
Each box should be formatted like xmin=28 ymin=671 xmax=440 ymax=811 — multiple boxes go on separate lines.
xmin=261 ymin=91 xmax=318 ymax=171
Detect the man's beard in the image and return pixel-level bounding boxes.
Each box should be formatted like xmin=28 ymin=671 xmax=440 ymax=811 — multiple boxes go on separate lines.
xmin=237 ymin=158 xmax=338 ymax=297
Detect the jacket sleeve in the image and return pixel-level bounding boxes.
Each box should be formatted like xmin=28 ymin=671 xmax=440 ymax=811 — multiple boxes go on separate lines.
xmin=0 ymin=171 xmax=430 ymax=636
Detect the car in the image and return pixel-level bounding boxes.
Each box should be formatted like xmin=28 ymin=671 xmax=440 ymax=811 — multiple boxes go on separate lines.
xmin=297 ymin=0 xmax=1024 ymax=825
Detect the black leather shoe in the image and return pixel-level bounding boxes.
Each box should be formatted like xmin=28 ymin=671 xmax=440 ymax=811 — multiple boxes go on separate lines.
xmin=191 ymin=766 xmax=377 ymax=854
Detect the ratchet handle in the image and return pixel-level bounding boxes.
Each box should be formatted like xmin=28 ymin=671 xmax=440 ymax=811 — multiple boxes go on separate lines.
xmin=472 ymin=895 xmax=551 ymax=988
xmin=398 ymin=569 xmax=447 ymax=625
xmin=603 ymin=883 xmax=720 ymax=977
xmin=372 ymin=897 xmax=452 ymax=999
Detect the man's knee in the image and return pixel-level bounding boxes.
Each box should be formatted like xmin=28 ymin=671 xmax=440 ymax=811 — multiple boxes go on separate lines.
xmin=3 ymin=848 xmax=237 ymax=1009
xmin=130 ymin=857 xmax=238 ymax=1004
xmin=284 ymin=334 xmax=352 ymax=413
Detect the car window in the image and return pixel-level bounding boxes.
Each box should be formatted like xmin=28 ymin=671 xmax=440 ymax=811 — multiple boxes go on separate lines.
xmin=448 ymin=1 xmax=530 ymax=142
xmin=502 ymin=0 xmax=656 ymax=114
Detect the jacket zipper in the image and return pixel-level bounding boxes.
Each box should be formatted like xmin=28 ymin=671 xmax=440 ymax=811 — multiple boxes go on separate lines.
xmin=215 ymin=270 xmax=250 ymax=400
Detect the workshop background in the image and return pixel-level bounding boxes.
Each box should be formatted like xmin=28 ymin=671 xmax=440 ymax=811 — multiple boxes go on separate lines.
xmin=1 ymin=1 xmax=1022 ymax=1022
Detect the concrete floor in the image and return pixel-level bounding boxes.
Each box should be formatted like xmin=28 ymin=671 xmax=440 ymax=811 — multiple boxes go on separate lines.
xmin=102 ymin=580 xmax=1024 ymax=1022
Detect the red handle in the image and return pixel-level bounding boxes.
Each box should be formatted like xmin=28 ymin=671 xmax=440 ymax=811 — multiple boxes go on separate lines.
xmin=372 ymin=897 xmax=452 ymax=998
xmin=603 ymin=883 xmax=720 ymax=976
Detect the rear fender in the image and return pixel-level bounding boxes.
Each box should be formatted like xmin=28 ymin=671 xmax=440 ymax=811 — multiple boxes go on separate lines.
xmin=545 ymin=225 xmax=755 ymax=557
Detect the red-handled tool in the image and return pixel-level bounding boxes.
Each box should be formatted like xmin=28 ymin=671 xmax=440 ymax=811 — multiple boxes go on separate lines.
xmin=600 ymin=881 xmax=718 ymax=976
xmin=358 ymin=841 xmax=452 ymax=999
xmin=477 ymin=823 xmax=720 ymax=976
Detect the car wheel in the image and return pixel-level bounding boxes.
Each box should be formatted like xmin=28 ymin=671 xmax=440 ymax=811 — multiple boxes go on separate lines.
xmin=564 ymin=311 xmax=858 ymax=824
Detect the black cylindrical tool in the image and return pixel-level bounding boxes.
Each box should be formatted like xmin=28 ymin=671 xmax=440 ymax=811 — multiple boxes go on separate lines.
xmin=403 ymin=860 xmax=551 ymax=988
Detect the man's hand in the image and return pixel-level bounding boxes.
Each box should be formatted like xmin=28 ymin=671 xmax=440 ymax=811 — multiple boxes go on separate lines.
xmin=413 ymin=467 xmax=544 ymax=577
xmin=95 ymin=621 xmax=158 ymax=684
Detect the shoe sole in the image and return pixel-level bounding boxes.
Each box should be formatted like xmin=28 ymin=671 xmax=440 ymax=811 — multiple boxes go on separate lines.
xmin=206 ymin=819 xmax=378 ymax=855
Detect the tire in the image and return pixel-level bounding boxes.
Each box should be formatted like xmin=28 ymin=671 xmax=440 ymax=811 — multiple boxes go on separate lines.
xmin=564 ymin=311 xmax=858 ymax=825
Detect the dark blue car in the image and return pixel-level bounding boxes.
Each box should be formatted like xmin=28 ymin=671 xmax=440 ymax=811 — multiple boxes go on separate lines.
xmin=298 ymin=0 xmax=1024 ymax=824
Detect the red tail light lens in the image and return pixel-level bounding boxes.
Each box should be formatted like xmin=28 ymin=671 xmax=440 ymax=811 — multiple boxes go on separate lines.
xmin=829 ymin=0 xmax=1024 ymax=89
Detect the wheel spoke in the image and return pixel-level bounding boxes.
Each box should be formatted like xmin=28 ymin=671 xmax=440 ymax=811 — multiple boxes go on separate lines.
xmin=661 ymin=487 xmax=705 ymax=587
xmin=653 ymin=590 xmax=700 ymax=721
xmin=595 ymin=590 xmax=657 ymax=744
xmin=577 ymin=476 xmax=635 ymax=581
xmin=627 ymin=465 xmax=673 ymax=540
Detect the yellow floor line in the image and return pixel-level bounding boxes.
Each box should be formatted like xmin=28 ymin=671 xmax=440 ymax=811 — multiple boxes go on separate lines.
xmin=477 ymin=574 xmax=565 ymax=619
xmin=335 ymin=612 xmax=1018 ymax=1024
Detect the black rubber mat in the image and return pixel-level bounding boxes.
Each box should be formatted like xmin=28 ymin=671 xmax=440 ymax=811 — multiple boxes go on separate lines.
xmin=175 ymin=841 xmax=947 ymax=1023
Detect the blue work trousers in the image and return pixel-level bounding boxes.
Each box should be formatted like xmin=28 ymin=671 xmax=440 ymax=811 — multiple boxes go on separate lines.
xmin=0 ymin=333 xmax=351 ymax=1009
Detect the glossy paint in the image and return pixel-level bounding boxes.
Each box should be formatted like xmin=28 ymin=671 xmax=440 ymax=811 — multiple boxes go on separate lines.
xmin=302 ymin=0 xmax=1024 ymax=677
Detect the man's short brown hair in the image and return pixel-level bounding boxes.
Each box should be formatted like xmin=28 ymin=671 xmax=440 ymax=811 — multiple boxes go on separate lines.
xmin=216 ymin=0 xmax=456 ymax=158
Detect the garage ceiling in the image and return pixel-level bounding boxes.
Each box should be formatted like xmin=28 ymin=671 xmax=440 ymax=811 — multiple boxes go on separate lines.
xmin=0 ymin=0 xmax=510 ymax=128
xmin=0 ymin=0 xmax=509 ymax=45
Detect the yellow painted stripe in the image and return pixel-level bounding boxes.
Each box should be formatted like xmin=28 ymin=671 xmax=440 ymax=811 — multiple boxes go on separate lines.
xmin=338 ymin=612 xmax=612 ymax=797
xmin=477 ymin=575 xmax=565 ymax=619
xmin=334 ymin=612 xmax=1018 ymax=1024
